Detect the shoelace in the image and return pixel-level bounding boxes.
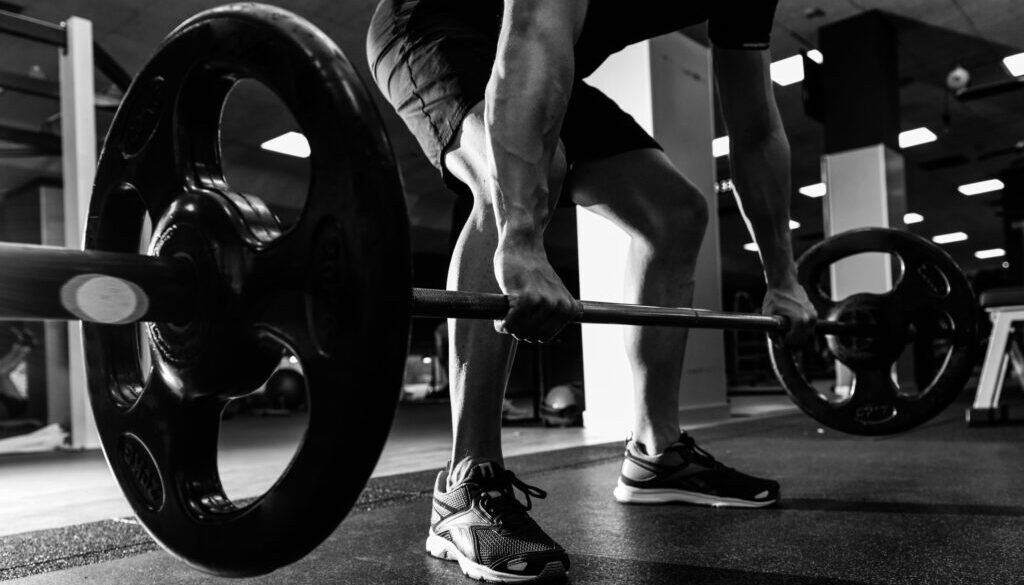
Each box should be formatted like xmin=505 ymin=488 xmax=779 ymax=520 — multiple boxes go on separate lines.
xmin=478 ymin=471 xmax=547 ymax=528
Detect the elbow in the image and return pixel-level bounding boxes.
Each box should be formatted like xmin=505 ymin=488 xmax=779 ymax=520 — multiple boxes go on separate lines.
xmin=730 ymin=125 xmax=789 ymax=160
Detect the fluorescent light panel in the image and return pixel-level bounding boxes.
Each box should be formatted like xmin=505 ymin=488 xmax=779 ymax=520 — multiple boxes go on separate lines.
xmin=712 ymin=136 xmax=730 ymax=158
xmin=958 ymin=179 xmax=1004 ymax=196
xmin=261 ymin=131 xmax=310 ymax=158
xmin=743 ymin=242 xmax=759 ymax=252
xmin=789 ymin=220 xmax=801 ymax=230
xmin=903 ymin=212 xmax=924 ymax=225
xmin=1003 ymin=52 xmax=1024 ymax=77
xmin=799 ymin=183 xmax=827 ymax=198
xmin=932 ymin=232 xmax=968 ymax=244
xmin=806 ymin=50 xmax=824 ymax=64
xmin=899 ymin=127 xmax=937 ymax=149
xmin=975 ymin=248 xmax=1006 ymax=259
xmin=770 ymin=55 xmax=804 ymax=86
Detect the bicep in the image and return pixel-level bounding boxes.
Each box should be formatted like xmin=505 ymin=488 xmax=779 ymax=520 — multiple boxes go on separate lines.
xmin=713 ymin=47 xmax=782 ymax=143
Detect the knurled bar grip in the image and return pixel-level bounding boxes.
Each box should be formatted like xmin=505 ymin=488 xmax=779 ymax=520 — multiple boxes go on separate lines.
xmin=410 ymin=287 xmax=873 ymax=336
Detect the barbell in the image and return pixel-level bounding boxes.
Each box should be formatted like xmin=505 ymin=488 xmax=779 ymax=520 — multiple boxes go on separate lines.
xmin=0 ymin=3 xmax=980 ymax=578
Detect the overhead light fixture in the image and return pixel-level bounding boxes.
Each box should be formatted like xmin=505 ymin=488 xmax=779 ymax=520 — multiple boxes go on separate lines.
xmin=712 ymin=136 xmax=730 ymax=158
xmin=770 ymin=55 xmax=804 ymax=86
xmin=806 ymin=49 xmax=824 ymax=64
xmin=799 ymin=183 xmax=827 ymax=198
xmin=743 ymin=242 xmax=759 ymax=252
xmin=903 ymin=212 xmax=924 ymax=224
xmin=1003 ymin=52 xmax=1024 ymax=77
xmin=898 ymin=127 xmax=937 ymax=149
xmin=261 ymin=131 xmax=310 ymax=158
xmin=975 ymin=248 xmax=1006 ymax=259
xmin=957 ymin=179 xmax=1004 ymax=196
xmin=789 ymin=220 xmax=801 ymax=230
xmin=932 ymin=232 xmax=968 ymax=244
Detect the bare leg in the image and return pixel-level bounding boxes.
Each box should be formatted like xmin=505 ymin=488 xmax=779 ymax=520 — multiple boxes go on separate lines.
xmin=443 ymin=102 xmax=567 ymax=465
xmin=570 ymin=149 xmax=708 ymax=454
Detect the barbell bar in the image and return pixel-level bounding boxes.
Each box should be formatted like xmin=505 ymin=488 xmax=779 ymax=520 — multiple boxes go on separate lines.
xmin=410 ymin=287 xmax=878 ymax=336
xmin=0 ymin=241 xmax=880 ymax=338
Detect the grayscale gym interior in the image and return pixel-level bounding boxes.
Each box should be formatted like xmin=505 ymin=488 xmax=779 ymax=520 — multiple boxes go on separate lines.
xmin=2 ymin=1 xmax=1024 ymax=584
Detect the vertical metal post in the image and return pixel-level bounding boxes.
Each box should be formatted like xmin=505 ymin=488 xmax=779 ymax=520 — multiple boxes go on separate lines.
xmin=59 ymin=16 xmax=99 ymax=449
xmin=819 ymin=12 xmax=906 ymax=394
xmin=39 ymin=184 xmax=71 ymax=429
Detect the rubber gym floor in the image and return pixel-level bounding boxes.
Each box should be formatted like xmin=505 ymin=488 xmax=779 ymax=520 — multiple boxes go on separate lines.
xmin=2 ymin=396 xmax=1022 ymax=585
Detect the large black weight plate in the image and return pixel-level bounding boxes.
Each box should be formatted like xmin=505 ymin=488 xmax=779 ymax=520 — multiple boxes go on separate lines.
xmin=86 ymin=4 xmax=410 ymax=576
xmin=769 ymin=228 xmax=979 ymax=435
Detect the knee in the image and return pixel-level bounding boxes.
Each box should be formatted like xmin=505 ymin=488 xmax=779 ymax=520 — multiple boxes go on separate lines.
xmin=636 ymin=176 xmax=709 ymax=248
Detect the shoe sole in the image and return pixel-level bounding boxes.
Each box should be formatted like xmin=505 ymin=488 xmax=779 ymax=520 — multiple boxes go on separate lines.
xmin=426 ymin=531 xmax=567 ymax=583
xmin=613 ymin=479 xmax=777 ymax=508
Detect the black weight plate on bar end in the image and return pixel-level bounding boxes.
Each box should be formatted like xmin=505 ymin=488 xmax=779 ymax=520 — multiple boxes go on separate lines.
xmin=86 ymin=4 xmax=410 ymax=577
xmin=769 ymin=228 xmax=979 ymax=435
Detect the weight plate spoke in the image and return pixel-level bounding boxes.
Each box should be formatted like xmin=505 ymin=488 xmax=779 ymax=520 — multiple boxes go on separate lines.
xmin=119 ymin=376 xmax=229 ymax=538
xmin=837 ymin=366 xmax=902 ymax=425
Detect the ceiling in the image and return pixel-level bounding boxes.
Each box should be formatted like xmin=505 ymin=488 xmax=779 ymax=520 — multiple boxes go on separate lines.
xmin=1 ymin=0 xmax=1023 ymax=295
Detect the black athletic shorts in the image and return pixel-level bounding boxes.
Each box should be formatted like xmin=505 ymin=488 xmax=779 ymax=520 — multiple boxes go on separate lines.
xmin=366 ymin=0 xmax=779 ymax=194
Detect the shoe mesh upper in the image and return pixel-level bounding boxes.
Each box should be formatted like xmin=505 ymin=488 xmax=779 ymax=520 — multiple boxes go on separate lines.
xmin=473 ymin=523 xmax=559 ymax=567
xmin=430 ymin=460 xmax=568 ymax=574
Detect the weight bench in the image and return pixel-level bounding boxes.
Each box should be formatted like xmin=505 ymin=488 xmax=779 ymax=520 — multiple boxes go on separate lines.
xmin=967 ymin=286 xmax=1024 ymax=425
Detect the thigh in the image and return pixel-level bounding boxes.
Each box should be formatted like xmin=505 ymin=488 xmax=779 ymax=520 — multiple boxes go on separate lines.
xmin=569 ymin=148 xmax=703 ymax=239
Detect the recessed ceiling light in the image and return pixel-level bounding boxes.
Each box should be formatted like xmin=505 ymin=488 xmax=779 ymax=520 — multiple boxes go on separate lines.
xmin=1003 ymin=52 xmax=1024 ymax=77
xmin=806 ymin=50 xmax=824 ymax=64
xmin=898 ymin=127 xmax=937 ymax=149
xmin=932 ymin=232 xmax=968 ymax=244
xmin=799 ymin=183 xmax=826 ymax=198
xmin=770 ymin=55 xmax=805 ymax=86
xmin=903 ymin=212 xmax=924 ymax=224
xmin=789 ymin=220 xmax=801 ymax=230
xmin=712 ymin=136 xmax=730 ymax=158
xmin=261 ymin=131 xmax=310 ymax=158
xmin=957 ymin=179 xmax=1004 ymax=196
xmin=743 ymin=242 xmax=759 ymax=252
xmin=975 ymin=248 xmax=1006 ymax=259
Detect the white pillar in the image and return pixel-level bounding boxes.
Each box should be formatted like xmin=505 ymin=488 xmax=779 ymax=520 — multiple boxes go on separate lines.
xmin=59 ymin=16 xmax=100 ymax=449
xmin=39 ymin=185 xmax=72 ymax=429
xmin=822 ymin=144 xmax=907 ymax=390
xmin=579 ymin=35 xmax=727 ymax=436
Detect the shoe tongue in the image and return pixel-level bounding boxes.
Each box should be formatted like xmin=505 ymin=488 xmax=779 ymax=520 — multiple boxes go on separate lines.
xmin=448 ymin=457 xmax=503 ymax=488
